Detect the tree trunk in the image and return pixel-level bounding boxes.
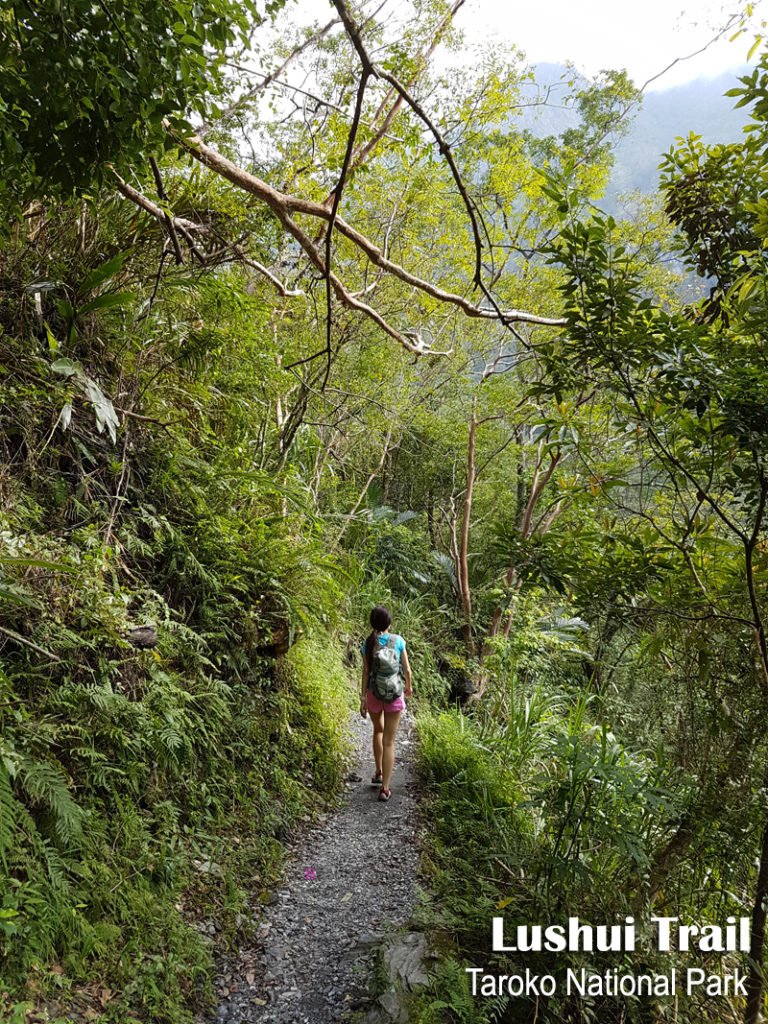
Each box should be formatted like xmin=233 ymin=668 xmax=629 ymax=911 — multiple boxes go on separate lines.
xmin=489 ymin=442 xmax=562 ymax=640
xmin=745 ymin=814 xmax=768 ymax=1024
xmin=647 ymin=754 xmax=750 ymax=904
xmin=458 ymin=402 xmax=477 ymax=650
xmin=427 ymin=489 xmax=436 ymax=548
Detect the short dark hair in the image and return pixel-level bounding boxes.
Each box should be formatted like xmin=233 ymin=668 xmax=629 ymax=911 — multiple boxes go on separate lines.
xmin=370 ymin=605 xmax=392 ymax=632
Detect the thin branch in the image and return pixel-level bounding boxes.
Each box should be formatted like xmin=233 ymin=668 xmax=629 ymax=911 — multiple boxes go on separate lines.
xmin=113 ymin=169 xmax=308 ymax=299
xmin=149 ymin=156 xmax=184 ymax=264
xmin=175 ymin=134 xmax=452 ymax=354
xmin=198 ymin=18 xmax=341 ymax=138
xmin=111 ymin=168 xmax=208 ymax=266
xmin=333 ymin=423 xmax=394 ymax=546
xmin=638 ymin=10 xmax=746 ymax=93
xmin=332 ymin=0 xmax=525 ymax=339
xmin=351 ymin=199 xmax=397 ymax=297
xmin=234 ymin=248 xmax=306 ymax=298
xmin=0 ymin=624 xmax=60 ymax=662
xmin=342 ymin=0 xmax=466 ymax=184
xmin=113 ymin=406 xmax=182 ymax=430
xmin=323 ymin=67 xmax=371 ymax=388
xmin=224 ymin=64 xmax=406 ymax=144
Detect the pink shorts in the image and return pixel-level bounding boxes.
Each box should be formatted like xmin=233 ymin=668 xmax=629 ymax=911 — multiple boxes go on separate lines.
xmin=366 ymin=690 xmax=405 ymax=714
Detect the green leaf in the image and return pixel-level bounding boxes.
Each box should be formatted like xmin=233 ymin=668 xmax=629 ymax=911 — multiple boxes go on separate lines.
xmin=0 ymin=583 xmax=39 ymax=608
xmin=83 ymin=380 xmax=120 ymax=443
xmin=78 ymin=253 xmax=126 ymax=295
xmin=0 ymin=556 xmax=72 ymax=570
xmin=50 ymin=358 xmax=81 ymax=378
xmin=45 ymin=323 xmax=59 ymax=355
xmin=0 ymin=763 xmax=17 ymax=868
xmin=78 ymin=291 xmax=133 ymax=315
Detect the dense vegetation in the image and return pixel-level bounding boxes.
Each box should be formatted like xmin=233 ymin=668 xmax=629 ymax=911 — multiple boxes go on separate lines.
xmin=1 ymin=2 xmax=768 ymax=1023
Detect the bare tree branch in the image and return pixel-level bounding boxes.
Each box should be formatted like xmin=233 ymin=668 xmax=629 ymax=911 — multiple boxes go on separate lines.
xmin=111 ymin=168 xmax=209 ymax=265
xmin=331 ymin=0 xmax=557 ymax=341
xmin=149 ymin=156 xmax=184 ymax=264
xmin=116 ymin=0 xmax=569 ymax=356
xmin=340 ymin=0 xmax=466 ymax=186
xmin=113 ymin=169 xmax=307 ymax=298
xmin=173 ymin=132 xmax=565 ymax=333
xmin=197 ymin=18 xmax=341 ymax=138
xmin=224 ymin=63 xmax=407 ymax=145
xmin=232 ymin=246 xmax=306 ymax=298
xmin=0 ymin=624 xmax=60 ymax=662
xmin=333 ymin=422 xmax=395 ymax=546
xmin=323 ymin=67 xmax=371 ymax=388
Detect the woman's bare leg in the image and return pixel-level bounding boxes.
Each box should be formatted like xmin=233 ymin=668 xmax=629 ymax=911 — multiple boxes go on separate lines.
xmin=381 ymin=710 xmax=402 ymax=792
xmin=371 ymin=710 xmax=384 ymax=777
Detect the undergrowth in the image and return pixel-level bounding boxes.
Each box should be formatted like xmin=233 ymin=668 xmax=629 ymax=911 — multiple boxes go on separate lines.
xmin=0 ymin=207 xmax=353 ymax=1022
xmin=407 ymin=601 xmax=748 ymax=1024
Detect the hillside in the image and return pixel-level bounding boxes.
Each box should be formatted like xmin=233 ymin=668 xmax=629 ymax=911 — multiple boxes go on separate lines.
xmin=523 ymin=63 xmax=751 ymax=206
xmin=609 ymin=68 xmax=751 ymax=200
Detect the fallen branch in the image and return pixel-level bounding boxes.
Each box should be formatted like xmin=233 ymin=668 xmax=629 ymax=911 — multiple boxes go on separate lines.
xmin=0 ymin=624 xmax=60 ymax=662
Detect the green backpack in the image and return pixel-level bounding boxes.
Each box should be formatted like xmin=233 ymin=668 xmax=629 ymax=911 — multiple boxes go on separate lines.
xmin=370 ymin=635 xmax=404 ymax=703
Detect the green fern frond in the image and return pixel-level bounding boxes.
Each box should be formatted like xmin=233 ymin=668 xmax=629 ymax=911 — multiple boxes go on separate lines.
xmin=35 ymin=836 xmax=72 ymax=892
xmin=0 ymin=762 xmax=18 ymax=867
xmin=159 ymin=726 xmax=184 ymax=755
xmin=18 ymin=756 xmax=84 ymax=845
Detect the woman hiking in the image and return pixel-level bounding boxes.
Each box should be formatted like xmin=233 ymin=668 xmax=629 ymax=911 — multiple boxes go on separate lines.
xmin=360 ymin=605 xmax=412 ymax=802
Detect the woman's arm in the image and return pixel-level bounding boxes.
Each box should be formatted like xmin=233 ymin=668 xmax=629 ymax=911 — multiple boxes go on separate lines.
xmin=401 ymin=648 xmax=412 ymax=697
xmin=360 ymin=655 xmax=369 ymax=717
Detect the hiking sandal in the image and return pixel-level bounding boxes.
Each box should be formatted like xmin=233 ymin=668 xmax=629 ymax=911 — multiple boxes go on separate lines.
xmin=371 ymin=771 xmax=383 ymax=785
xmin=378 ymin=787 xmax=392 ymax=802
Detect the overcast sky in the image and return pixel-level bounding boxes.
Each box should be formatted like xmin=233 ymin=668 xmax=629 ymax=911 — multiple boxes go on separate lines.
xmin=285 ymin=0 xmax=763 ymax=91
xmin=460 ymin=0 xmax=761 ymax=89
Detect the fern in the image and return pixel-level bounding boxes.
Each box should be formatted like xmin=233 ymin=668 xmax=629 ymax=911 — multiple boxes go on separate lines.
xmin=0 ymin=762 xmax=17 ymax=867
xmin=18 ymin=756 xmax=84 ymax=845
xmin=159 ymin=726 xmax=184 ymax=758
xmin=34 ymin=835 xmax=71 ymax=893
xmin=82 ymin=684 xmax=133 ymax=716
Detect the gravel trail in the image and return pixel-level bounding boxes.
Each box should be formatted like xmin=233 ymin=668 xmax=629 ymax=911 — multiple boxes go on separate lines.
xmin=207 ymin=708 xmax=420 ymax=1024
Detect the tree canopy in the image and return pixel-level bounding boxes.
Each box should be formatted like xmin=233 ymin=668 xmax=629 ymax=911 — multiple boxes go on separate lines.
xmin=0 ymin=0 xmax=280 ymax=197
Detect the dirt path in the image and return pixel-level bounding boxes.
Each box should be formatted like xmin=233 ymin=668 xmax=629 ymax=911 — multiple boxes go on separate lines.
xmin=206 ymin=708 xmax=421 ymax=1024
